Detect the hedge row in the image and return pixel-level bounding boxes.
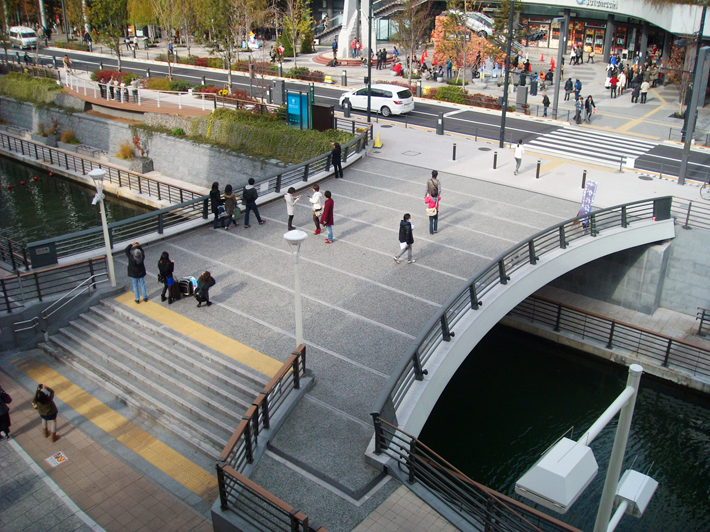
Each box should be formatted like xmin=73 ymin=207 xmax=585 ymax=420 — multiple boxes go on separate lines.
xmin=0 ymin=72 xmax=63 ymax=103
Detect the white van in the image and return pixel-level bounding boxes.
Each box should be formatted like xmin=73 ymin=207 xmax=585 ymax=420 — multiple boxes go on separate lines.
xmin=9 ymin=26 xmax=38 ymax=49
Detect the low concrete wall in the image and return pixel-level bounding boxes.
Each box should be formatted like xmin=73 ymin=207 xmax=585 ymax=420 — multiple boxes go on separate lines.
xmin=659 ymin=227 xmax=710 ymax=315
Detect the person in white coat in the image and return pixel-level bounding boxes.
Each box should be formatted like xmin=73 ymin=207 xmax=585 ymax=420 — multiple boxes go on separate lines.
xmin=514 ymin=140 xmax=525 ymax=175
xmin=284 ymin=187 xmax=300 ymax=231
xmin=308 ymin=184 xmax=323 ymax=235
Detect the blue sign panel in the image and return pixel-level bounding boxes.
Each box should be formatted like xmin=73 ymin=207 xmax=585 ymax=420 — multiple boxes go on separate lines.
xmin=287 ymin=93 xmax=301 ymax=124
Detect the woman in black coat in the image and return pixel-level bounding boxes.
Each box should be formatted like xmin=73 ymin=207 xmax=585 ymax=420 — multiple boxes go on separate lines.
xmin=125 ymin=241 xmax=147 ymax=303
xmin=196 ymin=271 xmax=216 ymax=307
xmin=331 ymin=142 xmax=343 ymax=178
xmin=210 ymin=181 xmax=222 ymax=229
xmin=158 ymin=251 xmax=175 ymax=304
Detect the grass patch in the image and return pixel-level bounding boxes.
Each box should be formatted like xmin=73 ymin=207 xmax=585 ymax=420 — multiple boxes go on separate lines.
xmin=0 ymin=72 xmax=63 ymax=103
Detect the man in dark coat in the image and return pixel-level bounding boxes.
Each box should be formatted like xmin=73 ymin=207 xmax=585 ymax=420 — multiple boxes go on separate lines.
xmin=125 ymin=241 xmax=147 ymax=303
xmin=393 ymin=213 xmax=415 ymax=264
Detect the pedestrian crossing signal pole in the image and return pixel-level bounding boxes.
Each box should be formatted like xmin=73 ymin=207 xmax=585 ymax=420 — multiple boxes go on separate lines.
xmin=499 ymin=0 xmax=515 ymax=148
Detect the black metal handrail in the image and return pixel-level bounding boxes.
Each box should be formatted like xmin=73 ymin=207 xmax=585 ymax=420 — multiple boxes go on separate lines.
xmin=696 ymin=307 xmax=710 ymax=338
xmin=373 ymin=418 xmax=581 ymax=532
xmin=510 ymin=295 xmax=710 ymax=380
xmin=371 ymin=197 xmax=672 ymax=443
xmin=1 ymin=256 xmax=107 ymax=313
xmin=672 ymin=198 xmax=710 ymax=232
xmin=0 ymin=130 xmax=204 ymax=204
xmin=0 ymin=235 xmax=30 ymax=272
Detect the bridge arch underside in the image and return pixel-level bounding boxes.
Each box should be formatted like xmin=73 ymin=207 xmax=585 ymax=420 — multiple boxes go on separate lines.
xmin=398 ymin=218 xmax=676 ymax=438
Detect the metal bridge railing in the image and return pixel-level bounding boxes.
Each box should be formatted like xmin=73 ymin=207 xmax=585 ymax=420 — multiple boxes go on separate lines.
xmin=1 ymin=256 xmax=107 ymax=313
xmin=372 ymin=418 xmax=582 ymax=532
xmin=510 ymin=295 xmax=710 ymax=381
xmin=0 ymin=235 xmax=30 ymax=272
xmin=216 ymin=346 xmax=326 ymax=532
xmin=371 ymin=197 xmax=673 ymax=462
xmin=672 ymin=198 xmax=710 ymax=232
xmin=696 ymin=307 xmax=710 ymax=338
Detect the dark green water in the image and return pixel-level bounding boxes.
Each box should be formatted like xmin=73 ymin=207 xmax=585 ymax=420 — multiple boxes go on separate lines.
xmin=0 ymin=157 xmax=150 ymax=244
xmin=420 ymin=326 xmax=710 ymax=532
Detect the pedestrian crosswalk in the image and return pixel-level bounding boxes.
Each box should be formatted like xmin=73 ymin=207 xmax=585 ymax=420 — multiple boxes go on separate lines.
xmin=526 ymin=127 xmax=657 ymax=168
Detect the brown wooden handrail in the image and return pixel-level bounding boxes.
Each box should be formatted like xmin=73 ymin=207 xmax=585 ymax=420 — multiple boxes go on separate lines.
xmin=378 ymin=418 xmax=581 ymax=532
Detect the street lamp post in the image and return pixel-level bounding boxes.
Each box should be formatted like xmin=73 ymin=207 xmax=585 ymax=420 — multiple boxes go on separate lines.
xmin=283 ymin=229 xmax=308 ymax=346
xmin=89 ymin=169 xmax=116 ymax=287
xmin=499 ymin=0 xmax=515 ymax=148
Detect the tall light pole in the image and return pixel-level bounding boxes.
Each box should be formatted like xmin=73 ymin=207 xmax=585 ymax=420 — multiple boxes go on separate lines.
xmin=499 ymin=0 xmax=515 ymax=148
xmin=89 ymin=169 xmax=116 ymax=287
xmin=366 ymin=0 xmax=373 ymax=123
xmin=283 ymin=229 xmax=308 ymax=346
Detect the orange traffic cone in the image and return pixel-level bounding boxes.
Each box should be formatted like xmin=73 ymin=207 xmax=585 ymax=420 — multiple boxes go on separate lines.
xmin=540 ymin=53 xmax=544 ymax=61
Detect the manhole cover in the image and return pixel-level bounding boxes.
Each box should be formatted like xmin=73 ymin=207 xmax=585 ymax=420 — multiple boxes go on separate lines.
xmin=380 ymin=125 xmax=393 ymax=128
xmin=478 ymin=147 xmax=491 ymax=151
xmin=638 ymin=175 xmax=653 ymax=181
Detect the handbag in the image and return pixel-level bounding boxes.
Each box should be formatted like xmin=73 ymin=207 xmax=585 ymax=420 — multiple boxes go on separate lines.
xmin=157 ymin=274 xmax=166 ymax=283
xmin=426 ymin=207 xmax=437 ymax=216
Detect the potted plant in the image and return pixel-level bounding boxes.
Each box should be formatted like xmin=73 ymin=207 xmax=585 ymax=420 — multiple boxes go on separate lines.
xmin=129 ymin=135 xmax=153 ymax=173
xmin=57 ymin=129 xmax=80 ymax=152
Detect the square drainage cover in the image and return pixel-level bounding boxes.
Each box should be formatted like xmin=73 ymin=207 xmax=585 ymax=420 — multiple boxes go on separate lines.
xmin=402 ymin=151 xmax=421 ymax=156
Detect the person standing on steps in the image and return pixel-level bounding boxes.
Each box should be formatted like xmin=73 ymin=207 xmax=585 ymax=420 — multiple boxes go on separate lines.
xmin=158 ymin=252 xmax=175 ymax=304
xmin=393 ymin=213 xmax=415 ymax=264
xmin=223 ymin=184 xmax=240 ymax=229
xmin=125 ymin=241 xmax=147 ymax=303
xmin=243 ymin=178 xmax=265 ymax=228
xmin=331 ymin=142 xmax=343 ymax=178
xmin=33 ymin=384 xmax=59 ymax=442
xmin=425 ymin=170 xmax=441 ymax=233
xmin=321 ymin=191 xmax=335 ymax=243
xmin=195 ymin=271 xmax=216 ymax=307
xmin=210 ymin=181 xmax=223 ymax=229
xmin=284 ymin=187 xmax=300 ymax=231
xmin=309 ymin=184 xmax=324 ymax=235
xmin=514 ymin=140 xmax=524 ymax=175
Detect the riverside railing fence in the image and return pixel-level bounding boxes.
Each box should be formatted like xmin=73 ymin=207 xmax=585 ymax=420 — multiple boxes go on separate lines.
xmin=216 ymin=346 xmax=327 ymax=532
xmin=510 ymin=295 xmax=710 ymax=381
xmin=372 ymin=418 xmax=581 ymax=532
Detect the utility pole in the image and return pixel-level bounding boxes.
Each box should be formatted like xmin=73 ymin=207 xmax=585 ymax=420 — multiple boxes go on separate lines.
xmin=366 ymin=0 xmax=372 ymax=123
xmin=551 ymin=10 xmax=570 ymax=120
xmin=499 ymin=0 xmax=515 ymax=148
xmin=679 ymin=5 xmax=707 ymax=186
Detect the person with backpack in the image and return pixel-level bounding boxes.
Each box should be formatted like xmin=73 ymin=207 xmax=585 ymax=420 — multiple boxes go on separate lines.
xmin=574 ymin=78 xmax=582 ymax=100
xmin=243 ymin=178 xmax=265 ymax=227
xmin=223 ymin=184 xmax=240 ymax=229
xmin=542 ymin=93 xmax=550 ymax=117
xmin=425 ymin=170 xmax=441 ymax=233
xmin=564 ymin=78 xmax=573 ymax=101
xmin=33 ymin=384 xmax=59 ymax=442
xmin=195 ymin=271 xmax=216 ymax=307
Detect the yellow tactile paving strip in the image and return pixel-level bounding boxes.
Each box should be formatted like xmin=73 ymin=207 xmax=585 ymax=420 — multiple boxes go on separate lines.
xmin=115 ymin=291 xmax=281 ymax=377
xmin=20 ymin=361 xmax=219 ymax=501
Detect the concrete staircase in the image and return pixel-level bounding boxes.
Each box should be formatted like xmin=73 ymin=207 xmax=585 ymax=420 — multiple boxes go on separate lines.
xmin=39 ymin=298 xmax=269 ymax=459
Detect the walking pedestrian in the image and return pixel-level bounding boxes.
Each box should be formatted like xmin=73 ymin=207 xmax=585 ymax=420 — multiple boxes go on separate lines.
xmin=195 ymin=271 xmax=216 ymax=307
xmin=321 ymin=191 xmax=335 ymax=244
xmin=157 ymin=251 xmax=175 ymax=304
xmin=640 ymin=80 xmax=650 ymax=103
xmin=393 ymin=213 xmax=415 ymax=264
xmin=0 ymin=385 xmax=11 ymax=440
xmin=243 ymin=177 xmax=265 ymax=227
xmin=514 ymin=140 xmax=524 ymax=175
xmin=125 ymin=241 xmax=147 ymax=303
xmin=631 ymin=83 xmax=640 ymax=103
xmin=425 ymin=170 xmax=441 ymax=232
xmin=284 ymin=187 xmax=300 ymax=231
xmin=618 ymin=69 xmax=627 ymax=96
xmin=575 ymin=96 xmax=584 ymax=124
xmin=585 ymin=95 xmax=596 ymax=123
xmin=573 ymin=78 xmax=582 ymax=100
xmin=542 ymin=93 xmax=550 ymax=117
xmin=331 ymin=142 xmax=343 ymax=178
xmin=223 ymin=184 xmax=240 ymax=229
xmin=425 ymin=194 xmax=439 ymax=235
xmin=309 ymin=184 xmax=324 ymax=235
xmin=209 ymin=181 xmax=223 ymax=229
xmin=62 ymin=54 xmax=72 ymax=77
xmin=446 ymin=57 xmax=452 ymax=79
xmin=564 ymin=78 xmax=573 ymax=101
xmin=33 ymin=384 xmax=59 ymax=442
xmin=610 ymin=73 xmax=618 ymax=98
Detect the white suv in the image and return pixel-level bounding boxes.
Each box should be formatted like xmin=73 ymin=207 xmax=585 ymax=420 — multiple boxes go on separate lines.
xmin=339 ymin=84 xmax=414 ymax=117
xmin=9 ymin=26 xmax=38 ymax=49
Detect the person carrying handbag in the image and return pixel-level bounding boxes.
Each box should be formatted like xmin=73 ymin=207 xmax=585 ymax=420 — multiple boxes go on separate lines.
xmin=425 ymin=195 xmax=439 ymax=235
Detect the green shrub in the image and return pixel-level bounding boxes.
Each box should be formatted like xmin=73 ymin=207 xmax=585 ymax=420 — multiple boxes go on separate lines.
xmin=300 ymin=31 xmax=314 ymax=54
xmin=432 ymin=85 xmax=468 ymax=104
xmin=280 ymin=34 xmax=294 ymax=57
xmin=172 ymin=128 xmax=186 ymax=136
xmin=0 ymin=72 xmax=62 ymax=103
xmin=54 ymin=41 xmax=90 ymax=52
xmin=168 ymin=79 xmax=192 ymax=91
xmin=145 ymin=78 xmax=172 ymax=90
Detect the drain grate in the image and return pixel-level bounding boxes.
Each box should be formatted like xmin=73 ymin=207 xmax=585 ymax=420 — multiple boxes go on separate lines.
xmin=638 ymin=175 xmax=653 ymax=181
xmin=478 ymin=147 xmax=491 ymax=151
xmin=380 ymin=125 xmax=393 ymax=128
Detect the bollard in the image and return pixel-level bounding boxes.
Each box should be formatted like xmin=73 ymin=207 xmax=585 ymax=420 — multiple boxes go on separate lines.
xmin=99 ymin=61 xmax=103 ymax=70
xmin=16 ymin=51 xmax=20 ymax=63
xmin=493 ymin=151 xmax=498 ymax=169
xmin=267 ymin=89 xmax=272 ymax=104
xmin=133 ymin=47 xmax=136 ymax=59
xmin=202 ymin=76 xmax=206 ymax=86
xmin=436 ymin=112 xmax=444 ymax=135
xmin=475 ymin=127 xmax=478 ymax=142
xmin=453 ymin=143 xmax=456 ymax=161
xmin=146 ymin=68 xmax=151 ymax=78
xmin=618 ymin=156 xmax=625 ymax=173
xmin=278 ymin=62 xmax=283 ymax=77
xmin=416 ymin=80 xmax=422 ymax=97
xmin=405 ymin=113 xmax=408 ymax=129
xmin=582 ymin=170 xmax=587 ymax=189
xmin=536 ymin=160 xmax=541 ymax=179
xmin=342 ymin=70 xmax=347 ymax=86
xmin=343 ymin=98 xmax=351 ymax=118
xmin=52 ymin=56 xmax=57 ymax=69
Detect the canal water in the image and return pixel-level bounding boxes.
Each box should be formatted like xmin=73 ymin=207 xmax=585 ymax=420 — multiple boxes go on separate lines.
xmin=0 ymin=157 xmax=150 ymax=245
xmin=419 ymin=325 xmax=710 ymax=532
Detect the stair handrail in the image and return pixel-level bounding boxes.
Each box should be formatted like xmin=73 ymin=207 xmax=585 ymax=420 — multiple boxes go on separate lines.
xmin=40 ymin=272 xmax=109 ymax=321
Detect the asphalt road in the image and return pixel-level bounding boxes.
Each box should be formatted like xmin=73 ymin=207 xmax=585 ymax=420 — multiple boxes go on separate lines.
xmin=636 ymin=144 xmax=710 ymax=182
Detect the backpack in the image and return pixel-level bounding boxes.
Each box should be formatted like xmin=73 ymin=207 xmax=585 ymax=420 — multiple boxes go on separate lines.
xmin=217 ymin=204 xmax=227 ymax=218
xmin=427 ymin=179 xmax=439 ymax=197
xmin=543 ymin=95 xmax=550 ymax=106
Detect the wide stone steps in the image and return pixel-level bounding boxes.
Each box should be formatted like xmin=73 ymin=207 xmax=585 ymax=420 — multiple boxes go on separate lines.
xmin=40 ymin=298 xmax=270 ymax=459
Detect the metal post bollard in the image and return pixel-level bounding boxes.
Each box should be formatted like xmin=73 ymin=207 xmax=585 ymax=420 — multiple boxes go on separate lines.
xmin=453 ymin=143 xmax=456 ymax=161
xmin=202 ymin=76 xmax=206 ymax=86
xmin=52 ymin=56 xmax=57 ymax=69
xmin=99 ymin=61 xmax=103 ymax=70
xmin=417 ymin=80 xmax=422 ymax=97
xmin=619 ymin=156 xmax=625 ymax=172
xmin=582 ymin=170 xmax=587 ymax=189
xmin=343 ymin=99 xmax=351 ymax=118
xmin=536 ymin=160 xmax=541 ymax=179
xmin=342 ymin=70 xmax=347 ymax=86
xmin=437 ymin=112 xmax=444 ymax=135
xmin=133 ymin=47 xmax=136 ymax=58
xmin=278 ymin=62 xmax=283 ymax=77
xmin=146 ymin=68 xmax=150 ymax=78
xmin=493 ymin=151 xmax=498 ymax=169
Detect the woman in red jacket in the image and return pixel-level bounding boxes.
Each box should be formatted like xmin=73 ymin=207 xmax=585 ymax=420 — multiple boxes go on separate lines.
xmin=320 ymin=190 xmax=335 ymax=243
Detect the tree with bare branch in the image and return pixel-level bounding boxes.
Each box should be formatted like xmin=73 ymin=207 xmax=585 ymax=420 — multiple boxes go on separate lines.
xmin=390 ymin=0 xmax=432 ymax=87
